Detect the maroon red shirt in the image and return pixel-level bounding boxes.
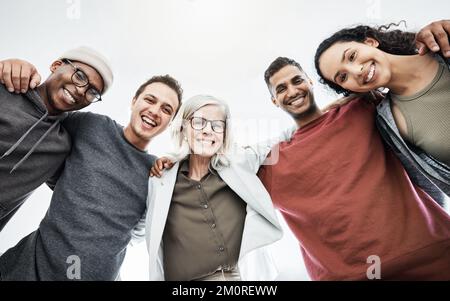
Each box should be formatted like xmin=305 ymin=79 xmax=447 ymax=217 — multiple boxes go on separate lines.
xmin=258 ymin=98 xmax=450 ymax=280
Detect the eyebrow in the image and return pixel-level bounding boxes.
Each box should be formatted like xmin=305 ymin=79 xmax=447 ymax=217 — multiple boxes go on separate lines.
xmin=333 ymin=72 xmax=340 ymax=83
xmin=274 ymin=83 xmax=284 ymax=92
xmin=144 ymin=94 xmax=174 ymax=110
xmin=342 ymin=48 xmax=350 ymax=63
xmin=333 ymin=48 xmax=351 ymax=83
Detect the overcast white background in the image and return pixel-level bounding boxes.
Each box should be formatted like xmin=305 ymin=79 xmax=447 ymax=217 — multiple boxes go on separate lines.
xmin=0 ymin=0 xmax=449 ymax=280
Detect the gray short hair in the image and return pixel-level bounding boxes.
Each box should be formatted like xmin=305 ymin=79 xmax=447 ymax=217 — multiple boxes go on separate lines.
xmin=170 ymin=94 xmax=232 ymax=170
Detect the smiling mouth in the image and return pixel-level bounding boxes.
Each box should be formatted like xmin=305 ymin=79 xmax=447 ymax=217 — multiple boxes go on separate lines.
xmin=63 ymin=88 xmax=77 ymax=105
xmin=141 ymin=115 xmax=157 ymax=127
xmin=364 ymin=62 xmax=376 ymax=84
xmin=286 ymin=94 xmax=306 ymax=106
xmin=196 ymin=139 xmax=215 ymax=146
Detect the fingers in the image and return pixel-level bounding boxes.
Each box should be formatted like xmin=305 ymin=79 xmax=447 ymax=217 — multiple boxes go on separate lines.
xmin=435 ymin=29 xmax=450 ymax=58
xmin=416 ymin=20 xmax=450 ymax=57
xmin=2 ymin=61 xmax=15 ymax=93
xmin=30 ymin=67 xmax=41 ymax=89
xmin=11 ymin=63 xmax=22 ymax=93
xmin=154 ymin=160 xmax=165 ymax=178
xmin=444 ymin=21 xmax=450 ymax=57
xmin=0 ymin=59 xmax=41 ymax=93
xmin=20 ymin=66 xmax=31 ymax=93
xmin=149 ymin=166 xmax=159 ymax=178
xmin=163 ymin=159 xmax=174 ymax=169
xmin=416 ymin=30 xmax=439 ymax=55
xmin=149 ymin=166 xmax=161 ymax=178
xmin=415 ymin=41 xmax=428 ymax=56
xmin=149 ymin=157 xmax=175 ymax=178
xmin=19 ymin=64 xmax=41 ymax=92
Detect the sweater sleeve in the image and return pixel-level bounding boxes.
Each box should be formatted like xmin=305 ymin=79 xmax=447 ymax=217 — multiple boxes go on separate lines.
xmin=242 ymin=125 xmax=297 ymax=173
xmin=61 ymin=111 xmax=87 ymax=138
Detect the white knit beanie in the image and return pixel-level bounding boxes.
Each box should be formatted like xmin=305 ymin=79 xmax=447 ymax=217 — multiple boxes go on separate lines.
xmin=58 ymin=46 xmax=114 ymax=94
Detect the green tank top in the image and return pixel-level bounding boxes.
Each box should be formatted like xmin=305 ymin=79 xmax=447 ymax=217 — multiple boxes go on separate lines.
xmin=391 ymin=57 xmax=450 ymax=166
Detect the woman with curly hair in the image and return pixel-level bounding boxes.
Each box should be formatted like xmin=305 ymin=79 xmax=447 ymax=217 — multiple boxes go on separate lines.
xmin=314 ymin=23 xmax=450 ymax=205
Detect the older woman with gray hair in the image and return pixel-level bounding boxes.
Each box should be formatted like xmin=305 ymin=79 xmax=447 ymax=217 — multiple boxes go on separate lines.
xmin=144 ymin=94 xmax=290 ymax=281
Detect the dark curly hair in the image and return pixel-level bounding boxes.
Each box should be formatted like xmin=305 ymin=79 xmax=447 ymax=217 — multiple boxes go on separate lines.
xmin=314 ymin=22 xmax=417 ymax=96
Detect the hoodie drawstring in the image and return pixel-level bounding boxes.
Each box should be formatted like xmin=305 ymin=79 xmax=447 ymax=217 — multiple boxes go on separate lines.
xmin=1 ymin=112 xmax=49 ymax=159
xmin=0 ymin=111 xmax=62 ymax=173
xmin=9 ymin=119 xmax=61 ymax=174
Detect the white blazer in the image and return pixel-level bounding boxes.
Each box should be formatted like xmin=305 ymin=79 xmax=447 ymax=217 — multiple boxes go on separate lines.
xmin=143 ymin=129 xmax=295 ymax=281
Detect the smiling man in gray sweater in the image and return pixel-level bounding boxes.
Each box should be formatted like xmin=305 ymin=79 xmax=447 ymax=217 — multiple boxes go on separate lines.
xmin=0 ymin=47 xmax=113 ymax=231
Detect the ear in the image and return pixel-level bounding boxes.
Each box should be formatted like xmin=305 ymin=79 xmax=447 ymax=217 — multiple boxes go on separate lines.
xmin=271 ymin=97 xmax=279 ymax=107
xmin=131 ymin=97 xmax=138 ymax=105
xmin=364 ymin=37 xmax=380 ymax=48
xmin=50 ymin=60 xmax=64 ymax=73
xmin=181 ymin=129 xmax=188 ymax=141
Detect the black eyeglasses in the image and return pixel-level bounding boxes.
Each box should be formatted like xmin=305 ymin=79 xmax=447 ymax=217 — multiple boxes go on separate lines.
xmin=188 ymin=117 xmax=226 ymax=133
xmin=63 ymin=59 xmax=102 ymax=103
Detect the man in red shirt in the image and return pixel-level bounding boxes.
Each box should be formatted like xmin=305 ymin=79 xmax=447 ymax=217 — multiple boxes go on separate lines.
xmin=258 ymin=55 xmax=450 ymax=280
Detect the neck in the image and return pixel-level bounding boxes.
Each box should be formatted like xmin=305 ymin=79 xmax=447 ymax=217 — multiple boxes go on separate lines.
xmin=294 ymin=107 xmax=324 ymax=128
xmin=123 ymin=125 xmax=150 ymax=151
xmin=386 ymin=53 xmax=437 ymax=95
xmin=188 ymin=154 xmax=211 ymax=181
xmin=36 ymin=84 xmax=58 ymax=116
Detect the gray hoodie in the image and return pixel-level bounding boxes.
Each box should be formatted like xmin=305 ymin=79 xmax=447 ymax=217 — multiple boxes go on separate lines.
xmin=0 ymin=84 xmax=71 ymax=231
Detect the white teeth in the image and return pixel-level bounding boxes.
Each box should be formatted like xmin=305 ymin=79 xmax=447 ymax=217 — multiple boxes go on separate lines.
xmin=63 ymin=89 xmax=76 ymax=104
xmin=291 ymin=98 xmax=305 ymax=106
xmin=366 ymin=64 xmax=375 ymax=83
xmin=142 ymin=116 xmax=157 ymax=127
xmin=197 ymin=139 xmax=214 ymax=145
xmin=288 ymin=95 xmax=306 ymax=106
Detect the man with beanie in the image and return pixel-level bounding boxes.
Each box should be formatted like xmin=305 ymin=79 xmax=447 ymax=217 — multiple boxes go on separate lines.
xmin=0 ymin=46 xmax=113 ymax=231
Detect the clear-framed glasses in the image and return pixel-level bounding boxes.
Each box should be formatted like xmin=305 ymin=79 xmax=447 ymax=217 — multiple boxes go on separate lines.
xmin=189 ymin=117 xmax=226 ymax=133
xmin=63 ymin=59 xmax=102 ymax=103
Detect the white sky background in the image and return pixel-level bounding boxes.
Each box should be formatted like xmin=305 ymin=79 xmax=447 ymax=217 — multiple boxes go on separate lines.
xmin=0 ymin=0 xmax=449 ymax=280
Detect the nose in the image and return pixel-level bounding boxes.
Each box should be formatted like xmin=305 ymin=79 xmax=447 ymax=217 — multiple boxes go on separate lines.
xmin=151 ymin=106 xmax=160 ymax=116
xmin=145 ymin=104 xmax=161 ymax=120
xmin=349 ymin=63 xmax=364 ymax=76
xmin=344 ymin=63 xmax=364 ymax=83
xmin=74 ymin=85 xmax=89 ymax=98
xmin=286 ymin=84 xmax=297 ymax=98
xmin=202 ymin=121 xmax=214 ymax=134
